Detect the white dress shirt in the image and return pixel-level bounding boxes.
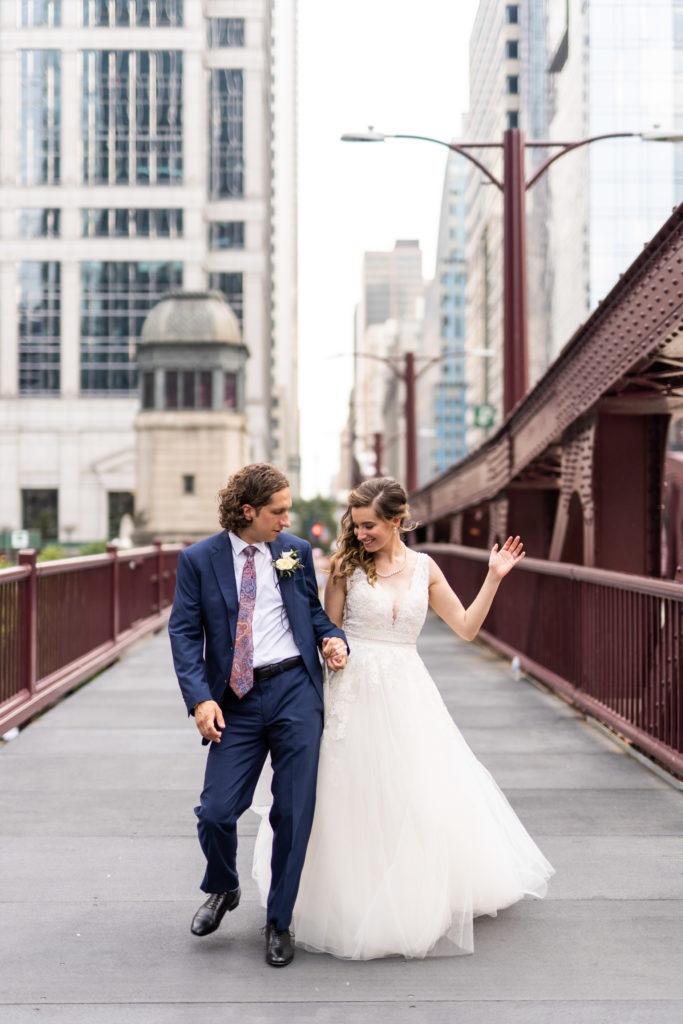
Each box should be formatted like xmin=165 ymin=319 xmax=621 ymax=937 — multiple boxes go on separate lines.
xmin=229 ymin=533 xmax=300 ymax=667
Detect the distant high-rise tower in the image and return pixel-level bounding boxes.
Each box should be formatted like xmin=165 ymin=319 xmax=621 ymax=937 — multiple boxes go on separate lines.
xmin=353 ymin=241 xmax=424 ymax=480
xmin=361 ymin=240 xmax=424 ymax=330
xmin=420 ymin=153 xmax=469 ymax=481
xmin=0 ymin=0 xmax=299 ymax=545
xmin=544 ymin=0 xmax=683 ymax=354
xmin=464 ymin=0 xmax=683 ymax=452
xmin=464 ymin=0 xmax=522 ymax=449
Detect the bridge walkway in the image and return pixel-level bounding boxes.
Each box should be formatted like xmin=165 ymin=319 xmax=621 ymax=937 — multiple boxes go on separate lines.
xmin=1 ymin=617 xmax=681 ymax=1023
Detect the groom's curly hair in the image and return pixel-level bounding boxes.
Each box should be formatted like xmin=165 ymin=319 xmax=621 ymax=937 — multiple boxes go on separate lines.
xmin=329 ymin=477 xmax=417 ymax=585
xmin=218 ymin=464 xmax=289 ymax=533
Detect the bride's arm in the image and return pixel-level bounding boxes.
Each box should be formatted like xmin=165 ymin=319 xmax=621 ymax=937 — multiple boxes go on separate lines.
xmin=323 ymin=573 xmax=347 ymax=629
xmin=427 ymin=537 xmax=525 ymax=642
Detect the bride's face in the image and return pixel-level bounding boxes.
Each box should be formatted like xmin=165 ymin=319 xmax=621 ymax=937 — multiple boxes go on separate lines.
xmin=351 ymin=505 xmax=397 ymax=553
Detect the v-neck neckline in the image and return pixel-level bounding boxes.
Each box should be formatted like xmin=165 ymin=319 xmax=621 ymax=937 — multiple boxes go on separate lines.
xmin=371 ymin=554 xmax=421 ymax=625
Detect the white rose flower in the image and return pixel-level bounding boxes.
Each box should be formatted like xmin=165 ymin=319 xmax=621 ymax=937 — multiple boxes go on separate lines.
xmin=275 ymin=555 xmax=295 ymax=571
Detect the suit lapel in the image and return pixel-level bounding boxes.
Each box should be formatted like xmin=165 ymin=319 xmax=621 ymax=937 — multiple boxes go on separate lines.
xmin=210 ymin=531 xmax=239 ymax=641
xmin=269 ymin=537 xmax=298 ymax=631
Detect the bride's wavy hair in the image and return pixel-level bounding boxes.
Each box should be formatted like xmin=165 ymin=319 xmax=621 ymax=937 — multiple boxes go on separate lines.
xmin=329 ymin=477 xmax=417 ymax=585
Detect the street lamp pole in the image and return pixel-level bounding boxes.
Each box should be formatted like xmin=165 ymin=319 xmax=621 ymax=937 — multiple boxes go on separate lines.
xmin=346 ymin=348 xmax=487 ymax=493
xmin=342 ymin=127 xmax=683 ymax=420
xmin=503 ymin=130 xmax=528 ymax=412
xmin=373 ymin=431 xmax=383 ymax=477
xmin=404 ymin=351 xmax=417 ymax=493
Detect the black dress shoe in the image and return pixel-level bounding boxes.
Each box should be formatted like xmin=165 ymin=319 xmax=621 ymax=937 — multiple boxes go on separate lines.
xmin=265 ymin=922 xmax=294 ymax=967
xmin=190 ymin=888 xmax=240 ymax=936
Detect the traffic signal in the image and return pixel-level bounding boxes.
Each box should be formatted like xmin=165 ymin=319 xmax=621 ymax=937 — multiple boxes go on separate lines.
xmin=310 ymin=522 xmax=324 ymax=538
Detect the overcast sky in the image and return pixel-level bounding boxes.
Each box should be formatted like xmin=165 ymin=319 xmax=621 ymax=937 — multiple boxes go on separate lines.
xmin=296 ymin=0 xmax=480 ymax=496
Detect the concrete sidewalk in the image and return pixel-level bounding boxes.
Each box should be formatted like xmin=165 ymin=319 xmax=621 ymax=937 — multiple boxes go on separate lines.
xmin=1 ymin=615 xmax=681 ymax=1023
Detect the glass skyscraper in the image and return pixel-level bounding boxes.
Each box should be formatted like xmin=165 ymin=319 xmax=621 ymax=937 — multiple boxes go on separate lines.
xmin=0 ymin=0 xmax=299 ymax=543
xmin=424 ymin=153 xmax=469 ymax=480
xmin=464 ymin=0 xmax=683 ymax=449
xmin=546 ymin=0 xmax=683 ymax=355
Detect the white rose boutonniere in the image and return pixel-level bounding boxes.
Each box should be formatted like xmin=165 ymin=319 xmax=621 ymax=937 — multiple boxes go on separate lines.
xmin=272 ymin=548 xmax=303 ymax=579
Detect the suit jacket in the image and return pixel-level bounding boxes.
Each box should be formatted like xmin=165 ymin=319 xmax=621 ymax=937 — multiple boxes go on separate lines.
xmin=168 ymin=530 xmax=347 ymax=714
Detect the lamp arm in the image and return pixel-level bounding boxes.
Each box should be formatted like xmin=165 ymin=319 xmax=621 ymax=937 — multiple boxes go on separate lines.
xmin=525 ymin=132 xmax=637 ymax=190
xmin=390 ymin=134 xmax=503 ymax=191
xmin=353 ymin=350 xmax=405 ymax=380
xmin=414 ymin=349 xmax=467 ymax=379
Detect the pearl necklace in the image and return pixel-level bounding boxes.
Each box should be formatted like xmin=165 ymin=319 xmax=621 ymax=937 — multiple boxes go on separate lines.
xmin=374 ymin=547 xmax=407 ymax=578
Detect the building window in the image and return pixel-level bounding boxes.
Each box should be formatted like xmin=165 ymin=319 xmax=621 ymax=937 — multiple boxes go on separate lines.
xmin=142 ymin=370 xmax=155 ymax=408
xmin=506 ymin=75 xmax=519 ymax=95
xmin=224 ymin=373 xmax=237 ymax=409
xmin=165 ymin=370 xmax=179 ymax=408
xmin=208 ymin=222 xmax=245 ymax=250
xmin=181 ymin=371 xmax=194 ymax=409
xmin=19 ymin=209 xmax=60 ymax=238
xmin=198 ymin=371 xmax=212 ymax=408
xmin=80 ymin=261 xmax=182 ymax=394
xmin=18 ymin=262 xmax=61 ymax=394
xmin=505 ymin=39 xmax=519 ymax=59
xmin=22 ymin=0 xmax=61 ymax=26
xmin=208 ymin=18 xmax=245 ymax=47
xmin=108 ymin=491 xmax=134 ymax=540
xmin=143 ymin=370 xmax=217 ymax=410
xmin=507 ymin=110 xmax=519 ymax=129
xmin=209 ymin=272 xmax=243 ymax=327
xmin=22 ymin=489 xmax=58 ymax=542
xmin=182 ymin=475 xmax=195 ymax=495
xmin=20 ymin=51 xmax=61 ymax=185
xmin=81 ymin=208 xmax=183 ymax=238
xmin=83 ymin=0 xmax=183 ymax=27
xmin=156 ymin=370 xmax=214 ymax=410
xmin=209 ymin=69 xmax=244 ymax=198
xmin=182 ymin=370 xmax=213 ymax=409
xmin=505 ymin=5 xmax=519 ymax=24
xmin=82 ymin=50 xmax=183 ymax=186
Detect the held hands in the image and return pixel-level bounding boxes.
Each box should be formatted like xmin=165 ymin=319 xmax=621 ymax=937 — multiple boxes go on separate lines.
xmin=322 ymin=637 xmax=348 ymax=672
xmin=193 ymin=641 xmax=348 ymax=736
xmin=194 ymin=700 xmax=225 ymax=743
xmin=488 ymin=536 xmax=525 ymax=581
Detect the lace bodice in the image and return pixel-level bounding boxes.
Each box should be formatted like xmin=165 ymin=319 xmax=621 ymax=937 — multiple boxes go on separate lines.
xmin=342 ymin=553 xmax=430 ymax=646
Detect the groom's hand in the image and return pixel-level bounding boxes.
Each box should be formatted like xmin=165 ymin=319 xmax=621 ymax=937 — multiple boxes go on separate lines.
xmin=322 ymin=637 xmax=347 ymax=672
xmin=194 ymin=700 xmax=225 ymax=742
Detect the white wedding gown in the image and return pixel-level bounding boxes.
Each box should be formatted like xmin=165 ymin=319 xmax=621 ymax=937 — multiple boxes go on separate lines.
xmin=252 ymin=553 xmax=554 ymax=959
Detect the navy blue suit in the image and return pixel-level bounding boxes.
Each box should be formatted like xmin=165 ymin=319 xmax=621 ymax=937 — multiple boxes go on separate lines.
xmin=169 ymin=530 xmax=346 ymax=930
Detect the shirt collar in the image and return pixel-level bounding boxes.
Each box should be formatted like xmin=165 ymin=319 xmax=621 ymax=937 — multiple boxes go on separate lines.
xmin=228 ymin=532 xmax=269 ymax=559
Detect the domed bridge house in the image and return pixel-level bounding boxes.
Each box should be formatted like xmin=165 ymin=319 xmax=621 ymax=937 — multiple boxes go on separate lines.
xmin=134 ymin=290 xmax=249 ymax=543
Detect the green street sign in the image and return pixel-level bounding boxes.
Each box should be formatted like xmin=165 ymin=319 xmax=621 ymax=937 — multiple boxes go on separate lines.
xmin=474 ymin=403 xmax=496 ymax=428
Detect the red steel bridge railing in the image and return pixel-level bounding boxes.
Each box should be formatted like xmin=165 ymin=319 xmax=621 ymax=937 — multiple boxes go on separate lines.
xmin=422 ymin=544 xmax=683 ymax=779
xmin=0 ymin=541 xmax=181 ymax=735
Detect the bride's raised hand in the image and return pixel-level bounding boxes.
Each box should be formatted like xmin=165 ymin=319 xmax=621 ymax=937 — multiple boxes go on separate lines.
xmin=488 ymin=536 xmax=525 ymax=580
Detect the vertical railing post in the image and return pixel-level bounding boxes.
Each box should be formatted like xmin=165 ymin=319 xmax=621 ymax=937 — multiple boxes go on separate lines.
xmin=107 ymin=542 xmax=119 ymax=642
xmin=153 ymin=537 xmax=163 ymax=613
xmin=18 ymin=549 xmax=37 ymax=695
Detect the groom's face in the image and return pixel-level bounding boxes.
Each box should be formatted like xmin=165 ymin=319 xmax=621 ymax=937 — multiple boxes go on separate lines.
xmin=241 ymin=487 xmax=292 ymax=543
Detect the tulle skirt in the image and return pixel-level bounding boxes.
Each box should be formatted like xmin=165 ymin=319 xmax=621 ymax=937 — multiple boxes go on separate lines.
xmin=253 ymin=636 xmax=554 ymax=959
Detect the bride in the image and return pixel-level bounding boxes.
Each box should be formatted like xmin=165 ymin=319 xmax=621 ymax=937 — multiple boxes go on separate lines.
xmin=253 ymin=477 xmax=554 ymax=959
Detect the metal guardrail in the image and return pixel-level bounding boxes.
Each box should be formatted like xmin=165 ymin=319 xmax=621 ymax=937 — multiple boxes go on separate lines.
xmin=0 ymin=541 xmax=182 ymax=735
xmin=421 ymin=543 xmax=683 ymax=779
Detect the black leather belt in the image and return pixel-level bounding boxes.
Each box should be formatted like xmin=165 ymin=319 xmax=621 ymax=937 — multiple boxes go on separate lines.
xmin=253 ymin=655 xmax=303 ymax=683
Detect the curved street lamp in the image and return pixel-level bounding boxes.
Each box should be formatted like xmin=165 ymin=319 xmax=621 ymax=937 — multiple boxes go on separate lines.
xmin=334 ymin=347 xmax=493 ymax=492
xmin=342 ymin=127 xmax=683 ymax=421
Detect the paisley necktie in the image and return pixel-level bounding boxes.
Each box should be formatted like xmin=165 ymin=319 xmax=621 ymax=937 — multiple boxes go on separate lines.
xmin=229 ymin=545 xmax=257 ymax=698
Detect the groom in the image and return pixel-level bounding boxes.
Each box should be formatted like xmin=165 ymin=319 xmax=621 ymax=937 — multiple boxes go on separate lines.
xmin=169 ymin=464 xmax=347 ymax=967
